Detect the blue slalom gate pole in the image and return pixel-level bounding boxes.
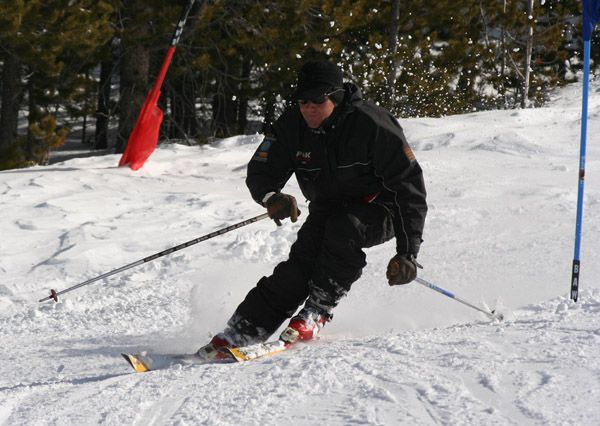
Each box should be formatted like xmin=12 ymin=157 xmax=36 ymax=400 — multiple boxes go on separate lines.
xmin=571 ymin=0 xmax=600 ymax=301
xmin=571 ymin=39 xmax=592 ymax=302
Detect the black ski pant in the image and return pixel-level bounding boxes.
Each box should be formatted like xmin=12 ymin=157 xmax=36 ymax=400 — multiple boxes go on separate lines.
xmin=229 ymin=200 xmax=395 ymax=343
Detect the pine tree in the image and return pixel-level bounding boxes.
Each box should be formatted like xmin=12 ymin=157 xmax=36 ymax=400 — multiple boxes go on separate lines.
xmin=0 ymin=1 xmax=29 ymax=168
xmin=0 ymin=0 xmax=114 ymax=168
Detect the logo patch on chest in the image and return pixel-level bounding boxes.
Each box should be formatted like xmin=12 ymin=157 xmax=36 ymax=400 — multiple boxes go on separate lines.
xmin=296 ymin=150 xmax=312 ymax=165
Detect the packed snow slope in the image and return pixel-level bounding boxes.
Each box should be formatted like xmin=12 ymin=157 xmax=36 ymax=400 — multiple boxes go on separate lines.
xmin=1 ymin=82 xmax=600 ymax=425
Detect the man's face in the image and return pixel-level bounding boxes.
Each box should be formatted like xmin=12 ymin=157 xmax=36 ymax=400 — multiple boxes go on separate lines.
xmin=299 ymin=97 xmax=335 ymax=129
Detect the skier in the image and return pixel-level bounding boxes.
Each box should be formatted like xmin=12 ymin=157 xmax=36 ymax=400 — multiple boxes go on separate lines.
xmin=198 ymin=60 xmax=427 ymax=358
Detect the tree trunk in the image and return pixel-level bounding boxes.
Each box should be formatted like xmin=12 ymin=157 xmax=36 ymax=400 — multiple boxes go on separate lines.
xmin=168 ymin=73 xmax=195 ymax=140
xmin=0 ymin=50 xmax=22 ymax=151
xmin=237 ymin=58 xmax=251 ymax=135
xmin=212 ymin=81 xmax=236 ymax=138
xmin=385 ymin=0 xmax=401 ymax=107
xmin=521 ymin=0 xmax=534 ymax=108
xmin=184 ymin=74 xmax=198 ymax=137
xmin=25 ymin=78 xmax=51 ymax=164
xmin=115 ymin=43 xmax=150 ymax=153
xmin=94 ymin=60 xmax=113 ymax=150
xmin=169 ymin=77 xmax=184 ymax=139
xmin=262 ymin=91 xmax=275 ymax=132
xmin=81 ymin=71 xmax=89 ymax=145
xmin=500 ymin=0 xmax=507 ymax=106
xmin=182 ymin=73 xmax=197 ymax=138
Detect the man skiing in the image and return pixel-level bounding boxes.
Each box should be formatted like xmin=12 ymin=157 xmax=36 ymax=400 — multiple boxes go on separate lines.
xmin=198 ymin=60 xmax=427 ymax=358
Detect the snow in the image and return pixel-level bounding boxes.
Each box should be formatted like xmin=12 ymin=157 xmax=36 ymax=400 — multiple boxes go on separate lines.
xmin=1 ymin=81 xmax=600 ymax=425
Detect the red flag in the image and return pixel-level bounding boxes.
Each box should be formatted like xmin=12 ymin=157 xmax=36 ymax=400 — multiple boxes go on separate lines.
xmin=118 ymin=50 xmax=172 ymax=171
xmin=119 ymin=0 xmax=195 ymax=170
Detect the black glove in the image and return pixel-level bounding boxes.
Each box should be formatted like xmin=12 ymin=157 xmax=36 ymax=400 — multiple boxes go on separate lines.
xmin=386 ymin=254 xmax=420 ymax=286
xmin=265 ymin=193 xmax=300 ymax=226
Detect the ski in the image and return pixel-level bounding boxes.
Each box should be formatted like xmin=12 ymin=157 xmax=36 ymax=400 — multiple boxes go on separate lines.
xmin=225 ymin=339 xmax=289 ymax=362
xmin=121 ymin=352 xmax=232 ymax=373
xmin=122 ymin=340 xmax=291 ymax=372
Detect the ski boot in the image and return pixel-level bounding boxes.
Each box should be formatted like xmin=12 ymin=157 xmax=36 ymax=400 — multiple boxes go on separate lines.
xmin=279 ymin=308 xmax=329 ymax=345
xmin=196 ymin=333 xmax=236 ymax=361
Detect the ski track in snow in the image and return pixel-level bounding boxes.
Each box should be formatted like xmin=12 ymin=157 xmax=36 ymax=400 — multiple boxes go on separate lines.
xmin=1 ymin=84 xmax=600 ymax=425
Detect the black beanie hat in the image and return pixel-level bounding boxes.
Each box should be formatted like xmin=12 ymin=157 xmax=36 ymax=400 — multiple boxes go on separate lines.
xmin=292 ymin=60 xmax=343 ymax=101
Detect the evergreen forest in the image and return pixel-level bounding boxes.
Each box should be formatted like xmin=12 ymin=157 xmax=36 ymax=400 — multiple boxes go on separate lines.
xmin=0 ymin=0 xmax=593 ymax=170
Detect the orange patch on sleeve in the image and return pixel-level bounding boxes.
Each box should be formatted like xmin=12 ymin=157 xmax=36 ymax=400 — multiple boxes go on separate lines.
xmin=404 ymin=145 xmax=416 ymax=161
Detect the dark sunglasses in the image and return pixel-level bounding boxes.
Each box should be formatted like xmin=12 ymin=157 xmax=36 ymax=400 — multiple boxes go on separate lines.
xmin=298 ymin=88 xmax=343 ymax=105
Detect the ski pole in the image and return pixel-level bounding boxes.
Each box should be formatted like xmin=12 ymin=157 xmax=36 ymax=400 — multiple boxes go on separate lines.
xmin=414 ymin=277 xmax=502 ymax=320
xmin=39 ymin=213 xmax=270 ymax=303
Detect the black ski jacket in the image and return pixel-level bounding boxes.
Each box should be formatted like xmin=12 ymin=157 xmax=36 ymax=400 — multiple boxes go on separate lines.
xmin=246 ymin=83 xmax=427 ymax=256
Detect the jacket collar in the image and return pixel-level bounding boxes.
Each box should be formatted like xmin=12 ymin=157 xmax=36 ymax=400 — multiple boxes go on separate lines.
xmin=319 ymin=82 xmax=362 ymax=132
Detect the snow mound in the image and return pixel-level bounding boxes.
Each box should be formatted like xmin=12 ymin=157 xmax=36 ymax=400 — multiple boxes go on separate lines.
xmin=1 ymin=80 xmax=600 ymax=424
xmin=470 ymin=130 xmax=544 ymax=156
